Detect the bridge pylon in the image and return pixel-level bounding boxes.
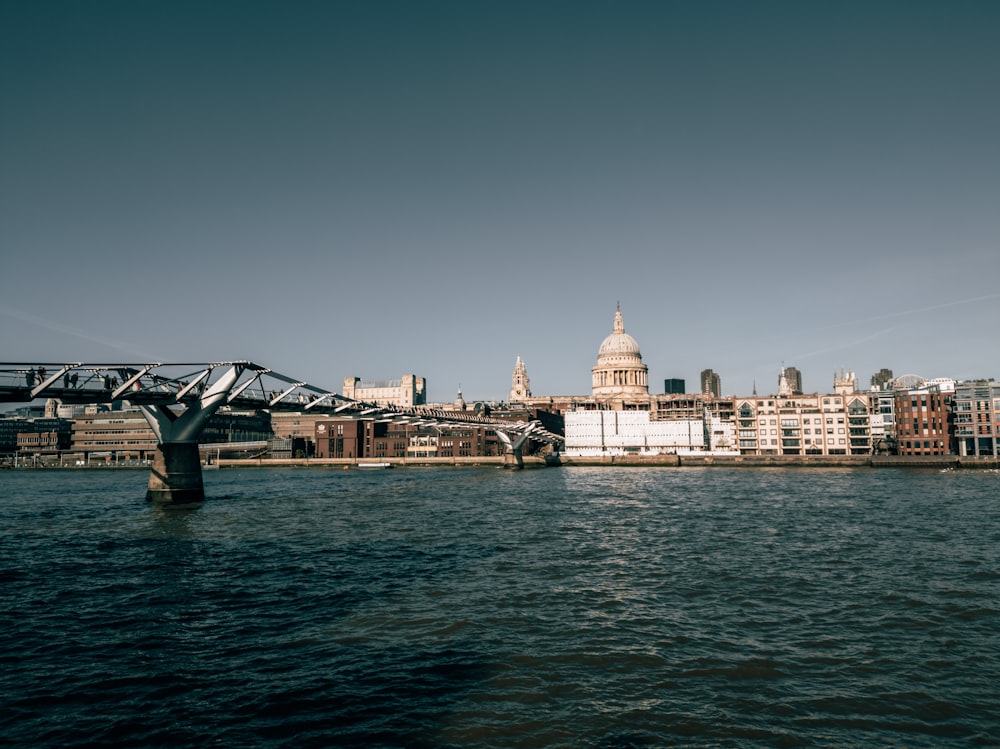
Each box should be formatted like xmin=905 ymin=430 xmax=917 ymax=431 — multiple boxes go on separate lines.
xmin=139 ymin=364 xmax=245 ymax=504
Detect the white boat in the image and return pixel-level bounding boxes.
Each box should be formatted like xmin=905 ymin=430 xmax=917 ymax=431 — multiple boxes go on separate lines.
xmin=357 ymin=462 xmax=393 ymax=469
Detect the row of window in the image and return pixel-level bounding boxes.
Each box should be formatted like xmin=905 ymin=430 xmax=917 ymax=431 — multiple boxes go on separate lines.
xmin=740 ymin=438 xmax=850 ymax=447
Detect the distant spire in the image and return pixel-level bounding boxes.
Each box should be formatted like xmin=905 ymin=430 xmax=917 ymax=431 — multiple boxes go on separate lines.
xmin=752 ymin=380 xmax=757 ymax=396
xmin=613 ymin=303 xmax=625 ymax=334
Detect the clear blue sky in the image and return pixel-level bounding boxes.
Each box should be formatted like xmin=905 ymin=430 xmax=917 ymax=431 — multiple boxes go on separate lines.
xmin=2 ymin=1 xmax=998 ymax=401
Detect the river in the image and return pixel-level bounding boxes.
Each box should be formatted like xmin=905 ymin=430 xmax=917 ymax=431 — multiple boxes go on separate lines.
xmin=2 ymin=466 xmax=998 ymax=747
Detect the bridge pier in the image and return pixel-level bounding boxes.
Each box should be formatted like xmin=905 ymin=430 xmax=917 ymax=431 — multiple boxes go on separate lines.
xmin=140 ymin=364 xmax=245 ymax=505
xmin=498 ymin=427 xmax=535 ymax=470
xmin=504 ymin=448 xmax=525 ymax=469
xmin=147 ymin=442 xmax=205 ymax=505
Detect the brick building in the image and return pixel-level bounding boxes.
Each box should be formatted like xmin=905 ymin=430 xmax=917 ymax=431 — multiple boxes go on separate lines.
xmin=314 ymin=419 xmax=503 ymax=460
xmin=894 ymin=386 xmax=953 ymax=456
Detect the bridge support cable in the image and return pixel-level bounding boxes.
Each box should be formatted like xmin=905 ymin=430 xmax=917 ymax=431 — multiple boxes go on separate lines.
xmin=139 ymin=364 xmax=246 ymax=504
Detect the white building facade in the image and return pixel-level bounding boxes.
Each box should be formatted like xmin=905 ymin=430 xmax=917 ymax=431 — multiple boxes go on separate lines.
xmin=563 ymin=410 xmax=738 ymax=457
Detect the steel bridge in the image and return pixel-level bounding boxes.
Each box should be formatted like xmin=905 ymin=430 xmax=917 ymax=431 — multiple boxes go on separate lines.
xmin=0 ymin=361 xmax=564 ymax=504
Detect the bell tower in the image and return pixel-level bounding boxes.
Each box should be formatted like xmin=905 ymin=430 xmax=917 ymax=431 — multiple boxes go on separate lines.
xmin=509 ymin=355 xmax=531 ymax=402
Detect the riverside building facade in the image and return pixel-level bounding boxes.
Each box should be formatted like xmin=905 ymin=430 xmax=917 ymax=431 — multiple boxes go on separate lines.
xmin=952 ymin=380 xmax=999 ymax=457
xmin=894 ymin=383 xmax=953 ymax=456
xmin=314 ymin=419 xmax=503 ymax=460
xmin=70 ymin=408 xmax=272 ymax=461
xmin=342 ymin=375 xmax=426 ymax=407
xmin=733 ymin=392 xmax=872 ymax=456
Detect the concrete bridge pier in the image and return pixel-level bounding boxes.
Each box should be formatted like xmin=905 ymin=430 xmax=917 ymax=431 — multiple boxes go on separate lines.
xmin=147 ymin=442 xmax=205 ymax=505
xmin=140 ymin=364 xmax=244 ymax=505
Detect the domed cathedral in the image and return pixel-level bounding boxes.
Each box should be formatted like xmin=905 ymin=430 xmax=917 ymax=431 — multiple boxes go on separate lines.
xmin=592 ymin=303 xmax=649 ymax=401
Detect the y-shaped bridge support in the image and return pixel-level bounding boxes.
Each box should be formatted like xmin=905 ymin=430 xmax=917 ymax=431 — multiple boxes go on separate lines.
xmin=496 ymin=426 xmax=536 ymax=469
xmin=139 ymin=364 xmax=244 ymax=504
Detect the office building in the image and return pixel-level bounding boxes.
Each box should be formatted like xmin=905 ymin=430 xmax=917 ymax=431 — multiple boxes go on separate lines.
xmin=663 ymin=378 xmax=686 ymax=394
xmin=700 ymin=369 xmax=721 ymax=398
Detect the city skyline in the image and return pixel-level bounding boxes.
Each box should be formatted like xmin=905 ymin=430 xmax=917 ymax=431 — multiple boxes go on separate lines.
xmin=3 ymin=2 xmax=999 ymax=402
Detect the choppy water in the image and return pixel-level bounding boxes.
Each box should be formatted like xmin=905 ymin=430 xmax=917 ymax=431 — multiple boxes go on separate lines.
xmin=1 ymin=466 xmax=998 ymax=747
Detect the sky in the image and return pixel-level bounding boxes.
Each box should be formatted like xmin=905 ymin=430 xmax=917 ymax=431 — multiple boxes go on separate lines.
xmin=2 ymin=0 xmax=998 ymax=402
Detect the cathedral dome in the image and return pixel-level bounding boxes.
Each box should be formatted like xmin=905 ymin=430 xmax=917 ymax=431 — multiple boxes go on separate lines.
xmin=597 ymin=306 xmax=642 ymax=360
xmin=599 ymin=329 xmax=642 ymax=358
xmin=592 ymin=304 xmax=649 ymax=399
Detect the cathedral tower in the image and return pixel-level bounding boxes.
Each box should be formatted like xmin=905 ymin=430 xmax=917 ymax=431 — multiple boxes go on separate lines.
xmin=509 ymin=355 xmax=531 ymax=402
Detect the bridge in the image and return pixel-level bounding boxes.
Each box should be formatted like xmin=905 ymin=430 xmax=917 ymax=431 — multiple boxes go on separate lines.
xmin=0 ymin=361 xmax=564 ymax=504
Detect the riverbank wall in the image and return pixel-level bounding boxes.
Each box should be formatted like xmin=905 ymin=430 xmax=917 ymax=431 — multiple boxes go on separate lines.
xmin=6 ymin=454 xmax=997 ymax=470
xmin=209 ymin=454 xmax=998 ymax=470
xmin=559 ymin=454 xmax=998 ymax=469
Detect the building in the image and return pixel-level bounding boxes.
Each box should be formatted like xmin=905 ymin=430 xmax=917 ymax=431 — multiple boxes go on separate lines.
xmin=564 ymin=411 xmax=703 ymax=456
xmin=591 ymin=304 xmax=649 ymax=403
xmin=734 ymin=392 xmax=872 ymax=456
xmin=71 ymin=408 xmax=272 ymax=461
xmin=71 ymin=410 xmax=159 ymax=459
xmin=652 ymin=393 xmax=735 ymax=423
xmin=663 ymin=378 xmax=686 ymax=394
xmin=869 ymin=389 xmax=896 ymax=454
xmin=510 ymin=356 xmax=531 ymax=402
xmin=343 ymin=375 xmax=426 ymax=407
xmin=833 ymin=370 xmax=857 ymax=395
xmin=1 ymin=417 xmax=72 ymax=455
xmin=563 ymin=410 xmax=737 ymax=456
xmin=17 ymin=430 xmax=72 ymax=454
xmin=314 ymin=419 xmax=503 ymax=460
xmin=893 ymin=384 xmax=953 ymax=456
xmin=871 ymin=368 xmax=894 ymax=390
xmin=952 ymin=380 xmax=999 ymax=457
xmin=783 ymin=367 xmax=803 ymax=396
xmin=267 ymin=412 xmax=329 ymax=456
xmin=700 ymin=369 xmax=721 ymax=398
